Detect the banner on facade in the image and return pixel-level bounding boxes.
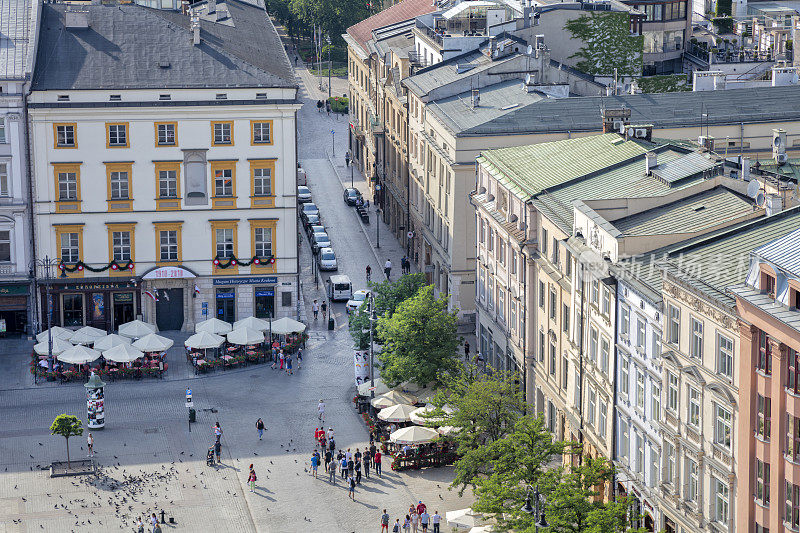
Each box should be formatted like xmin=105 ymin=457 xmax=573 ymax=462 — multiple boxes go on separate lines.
xmin=354 ymin=351 xmax=370 ymax=387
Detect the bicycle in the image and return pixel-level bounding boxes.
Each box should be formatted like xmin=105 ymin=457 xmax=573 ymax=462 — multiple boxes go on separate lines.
xmin=366 ymin=266 xmax=372 ymax=283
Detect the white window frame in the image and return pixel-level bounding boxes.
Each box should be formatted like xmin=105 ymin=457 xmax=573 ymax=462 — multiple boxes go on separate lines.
xmin=714 ymin=403 xmax=732 ymax=450
xmin=717 ymin=333 xmax=734 ymax=379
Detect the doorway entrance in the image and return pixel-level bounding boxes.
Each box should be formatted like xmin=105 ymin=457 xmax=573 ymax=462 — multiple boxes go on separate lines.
xmin=112 ymin=292 xmax=136 ymax=330
xmin=216 ymin=288 xmax=235 ymax=323
xmin=155 ymin=288 xmax=184 ymax=331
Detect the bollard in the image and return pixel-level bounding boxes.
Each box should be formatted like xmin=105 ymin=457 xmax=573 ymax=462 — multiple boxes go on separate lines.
xmin=328 ymin=316 xmax=334 ymax=330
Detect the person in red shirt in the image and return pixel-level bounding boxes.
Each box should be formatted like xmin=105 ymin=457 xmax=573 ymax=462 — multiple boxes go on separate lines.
xmin=417 ymin=501 xmax=426 ymax=516
xmin=374 ymin=450 xmax=382 ymax=477
xmin=314 ymin=427 xmax=322 ymax=442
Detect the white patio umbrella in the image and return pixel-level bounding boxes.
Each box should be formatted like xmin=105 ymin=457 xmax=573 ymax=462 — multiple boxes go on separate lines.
xmin=195 ymin=317 xmax=232 ymax=335
xmin=468 ymin=526 xmax=494 ymax=533
xmin=227 ymin=327 xmax=265 ymax=345
xmin=36 ymin=326 xmax=74 ymax=343
xmin=57 ymin=345 xmax=101 ymax=365
xmin=437 ymin=425 xmax=461 ymax=436
xmin=70 ymin=326 xmax=107 ymax=345
xmin=34 ymin=337 xmax=74 ymax=356
xmin=269 ymin=317 xmax=306 ymax=335
xmin=118 ymin=319 xmax=157 ymax=339
xmin=414 ymin=387 xmax=439 ymax=404
xmin=410 ymin=404 xmax=456 ymax=425
xmin=233 ymin=316 xmax=269 ymax=332
xmin=102 ymin=343 xmax=144 ymax=363
xmin=446 ymin=509 xmax=485 ymax=529
xmin=132 ymin=333 xmax=174 ymax=352
xmin=379 ymin=389 xmax=418 ymax=406
xmin=185 ymin=331 xmax=225 ymax=350
xmin=92 ymin=334 xmax=131 ymax=352
xmin=389 ymin=425 xmax=440 ymax=445
xmin=357 ymin=377 xmax=390 ymax=396
xmin=378 ymin=403 xmax=417 ymax=423
xmin=371 ymin=395 xmax=397 ymax=409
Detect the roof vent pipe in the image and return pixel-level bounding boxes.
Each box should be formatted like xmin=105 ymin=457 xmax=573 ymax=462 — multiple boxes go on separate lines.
xmin=645 ymin=152 xmax=657 ymax=175
xmin=471 ymin=89 xmax=480 ymax=108
xmin=191 ymin=15 xmax=201 ymax=45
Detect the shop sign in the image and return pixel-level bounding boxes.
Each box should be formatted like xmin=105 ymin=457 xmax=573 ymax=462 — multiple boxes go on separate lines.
xmin=255 ymin=290 xmax=274 ymax=297
xmin=143 ymin=266 xmax=196 ymax=280
xmin=113 ymin=292 xmax=134 ymax=303
xmin=201 ymin=302 xmax=208 ymax=317
xmin=58 ymin=282 xmax=135 ymax=291
xmin=0 ymin=284 xmax=29 ymax=295
xmin=216 ymin=291 xmax=235 ymax=299
xmin=213 ymin=276 xmax=277 ymax=286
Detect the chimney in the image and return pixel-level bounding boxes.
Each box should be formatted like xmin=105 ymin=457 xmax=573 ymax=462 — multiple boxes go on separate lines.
xmin=65 ymin=7 xmax=89 ymax=30
xmin=191 ymin=14 xmax=201 ymax=45
xmin=741 ymin=157 xmax=751 ymax=181
xmin=471 ymin=89 xmax=480 ymax=108
xmin=645 ymin=152 xmax=657 ymax=175
xmin=208 ymin=0 xmax=217 ymax=12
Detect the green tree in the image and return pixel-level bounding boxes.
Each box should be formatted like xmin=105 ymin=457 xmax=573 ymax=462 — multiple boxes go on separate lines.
xmin=288 ymin=0 xmax=372 ymax=46
xmin=544 ymin=455 xmax=613 ymax=533
xmin=50 ymin=414 xmax=83 ymax=468
xmin=585 ymin=496 xmax=649 ymax=533
xmin=349 ymin=273 xmax=428 ymax=350
xmin=376 ymin=284 xmax=459 ymax=387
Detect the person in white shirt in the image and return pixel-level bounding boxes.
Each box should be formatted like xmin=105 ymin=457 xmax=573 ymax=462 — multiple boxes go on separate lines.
xmin=317 ymin=399 xmax=325 ymax=421
xmin=431 ymin=511 xmax=441 ymax=533
xmin=384 ymin=259 xmax=392 ymax=280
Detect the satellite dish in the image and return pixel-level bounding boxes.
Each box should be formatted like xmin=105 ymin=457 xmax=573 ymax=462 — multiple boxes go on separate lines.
xmin=626 ymin=127 xmax=635 ymax=137
xmin=756 ymin=192 xmax=766 ymax=207
xmin=774 ymin=137 xmax=783 ymax=147
xmin=747 ymin=179 xmax=760 ymax=198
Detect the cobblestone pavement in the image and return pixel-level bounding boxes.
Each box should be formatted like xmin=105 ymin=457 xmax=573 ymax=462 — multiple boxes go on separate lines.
xmin=0 ymin=56 xmax=474 ymax=532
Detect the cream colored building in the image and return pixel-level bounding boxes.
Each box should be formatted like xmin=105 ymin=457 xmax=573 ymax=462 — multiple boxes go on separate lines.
xmin=28 ymin=1 xmax=300 ymax=332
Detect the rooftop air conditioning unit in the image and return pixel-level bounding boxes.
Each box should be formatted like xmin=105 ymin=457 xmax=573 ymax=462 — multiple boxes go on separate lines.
xmin=635 ymin=128 xmax=648 ymax=138
xmin=613 ymin=120 xmax=625 ymax=132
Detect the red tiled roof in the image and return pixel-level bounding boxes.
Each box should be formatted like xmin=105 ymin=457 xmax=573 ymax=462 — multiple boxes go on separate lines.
xmin=346 ymin=0 xmax=436 ymax=50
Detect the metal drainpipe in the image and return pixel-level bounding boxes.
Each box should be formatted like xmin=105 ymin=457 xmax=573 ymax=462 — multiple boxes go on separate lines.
xmin=405 ymin=88 xmax=411 ymax=257
xmin=23 ymin=92 xmax=38 ymax=336
xmin=521 ymin=202 xmax=529 ymax=408
xmin=578 ymin=260 xmax=586 ymax=459
xmin=610 ymin=276 xmax=619 ymax=502
xmin=294 ymin=106 xmax=301 ymax=319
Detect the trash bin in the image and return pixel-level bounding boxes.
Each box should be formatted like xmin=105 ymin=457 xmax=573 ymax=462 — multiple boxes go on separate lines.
xmin=189 ymin=408 xmax=196 ymax=423
xmin=328 ymin=316 xmax=334 ymax=330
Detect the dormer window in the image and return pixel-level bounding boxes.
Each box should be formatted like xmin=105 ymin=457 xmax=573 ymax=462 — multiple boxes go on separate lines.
xmin=57 ymin=95 xmax=70 ymax=101
xmin=761 ymin=271 xmax=776 ymax=298
xmin=109 ymin=94 xmax=121 ymax=101
xmin=792 ymin=287 xmax=800 ymax=310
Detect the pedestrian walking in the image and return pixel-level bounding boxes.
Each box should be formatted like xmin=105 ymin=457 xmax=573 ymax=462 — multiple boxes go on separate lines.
xmin=87 ymin=432 xmax=94 ymax=457
xmin=393 ymin=518 xmax=401 ymax=533
xmin=384 ymin=259 xmax=392 ymax=280
xmin=432 ymin=511 xmax=441 ymax=533
xmin=318 ymin=399 xmax=326 ymax=421
xmin=340 ymin=455 xmax=348 ymax=479
xmin=213 ymin=422 xmax=222 ymax=443
xmin=347 ymin=456 xmax=354 ymax=479
xmin=294 ymin=55 xmax=298 ymax=66
xmin=279 ymin=351 xmax=285 ymax=370
xmin=316 ymin=100 xmax=323 ymax=112
xmin=312 ymin=299 xmax=319 ymax=320
xmin=321 ymin=301 xmax=328 ymax=320
xmin=248 ymin=465 xmax=257 ymax=492
xmin=345 ymin=150 xmax=351 ymax=168
xmin=297 ymin=349 xmax=303 ymax=369
xmin=410 ymin=509 xmax=419 ymax=533
xmin=150 ymin=513 xmax=158 ymax=533
xmin=310 ymin=451 xmax=319 ymax=478
xmin=420 ymin=510 xmax=429 ymax=532
xmin=286 ymin=353 xmax=293 ymax=375
xmin=324 ymin=448 xmax=332 ymax=472
xmin=256 ymin=418 xmax=265 ymax=440
xmin=136 ymin=517 xmax=144 ymax=533
xmin=403 ymin=515 xmax=411 ymax=533
xmin=417 ymin=501 xmax=427 ymax=516
xmin=363 ymin=450 xmax=370 ymax=478
xmin=214 ymin=440 xmax=221 ymax=464
xmin=348 ymin=475 xmax=356 ymax=500
xmin=355 ymin=458 xmax=362 ymax=484
xmin=366 ymin=264 xmax=372 ymax=282
xmin=374 ymin=450 xmax=382 ymax=476
xmin=328 ymin=454 xmax=337 ymax=484
xmin=326 ymin=101 xmax=331 ymax=116
xmin=381 ymin=509 xmax=390 ymax=533
xmin=464 ymin=340 xmax=470 ymax=360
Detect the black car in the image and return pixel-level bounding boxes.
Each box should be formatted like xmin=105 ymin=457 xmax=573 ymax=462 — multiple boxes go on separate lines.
xmin=303 ymin=213 xmax=321 ymax=229
xmin=311 ymin=232 xmax=331 ymax=254
xmin=343 ymin=188 xmax=363 ymax=206
xmin=307 ymin=224 xmax=325 ymax=239
xmin=300 ymin=202 xmax=319 ymax=223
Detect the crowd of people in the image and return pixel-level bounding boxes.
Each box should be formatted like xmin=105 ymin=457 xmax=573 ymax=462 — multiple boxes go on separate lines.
xmin=381 ymin=502 xmax=442 ymax=533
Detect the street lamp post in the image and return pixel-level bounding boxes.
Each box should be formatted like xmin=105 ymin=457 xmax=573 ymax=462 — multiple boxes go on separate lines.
xmin=368 ymin=295 xmax=377 ymax=417
xmin=350 ymin=162 xmax=354 ymax=188
xmin=326 ymin=35 xmax=332 ymax=99
xmin=331 ymin=129 xmax=335 ymax=156
xmin=522 ymin=485 xmax=548 ymax=532
xmin=34 ymin=255 xmax=60 ymax=372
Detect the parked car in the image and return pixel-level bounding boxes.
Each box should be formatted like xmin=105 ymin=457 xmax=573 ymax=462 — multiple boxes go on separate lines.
xmin=303 ymin=213 xmax=321 ymax=230
xmin=318 ymin=248 xmax=338 ymax=271
xmin=301 ymin=202 xmax=319 ymax=223
xmin=297 ymin=185 xmax=312 ymax=203
xmin=327 ymin=275 xmax=352 ymax=301
xmin=346 ymin=289 xmax=371 ymax=313
xmin=307 ymin=224 xmax=325 ymax=239
xmin=311 ymin=232 xmax=331 ymax=254
xmin=343 ymin=188 xmax=363 ymax=206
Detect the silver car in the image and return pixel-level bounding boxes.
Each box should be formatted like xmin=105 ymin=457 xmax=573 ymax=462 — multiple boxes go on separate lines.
xmin=319 ymin=248 xmax=337 ymax=271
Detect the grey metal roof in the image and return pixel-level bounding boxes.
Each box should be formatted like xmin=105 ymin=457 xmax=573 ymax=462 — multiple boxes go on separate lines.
xmin=612 ymin=187 xmax=754 ymax=237
xmin=660 ymin=207 xmax=800 ymax=306
xmin=730 ymin=284 xmax=800 ymax=332
xmin=650 ymin=152 xmax=719 ymax=185
xmin=753 ymin=227 xmax=800 ymax=274
xmin=0 ymin=0 xmax=37 ymax=80
xmin=403 ymin=49 xmax=500 ymax=96
xmin=453 ymin=85 xmax=800 ymax=136
xmin=32 ymin=0 xmax=296 ymax=91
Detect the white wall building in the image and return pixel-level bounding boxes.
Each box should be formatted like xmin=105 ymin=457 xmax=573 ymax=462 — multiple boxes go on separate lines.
xmin=28 ymin=0 xmax=300 ymax=332
xmin=615 ymin=277 xmax=663 ymax=530
xmin=0 ymin=0 xmax=40 ymax=336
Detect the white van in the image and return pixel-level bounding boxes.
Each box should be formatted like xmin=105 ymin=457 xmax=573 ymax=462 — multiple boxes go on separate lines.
xmin=327 ymin=274 xmax=353 ymax=301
